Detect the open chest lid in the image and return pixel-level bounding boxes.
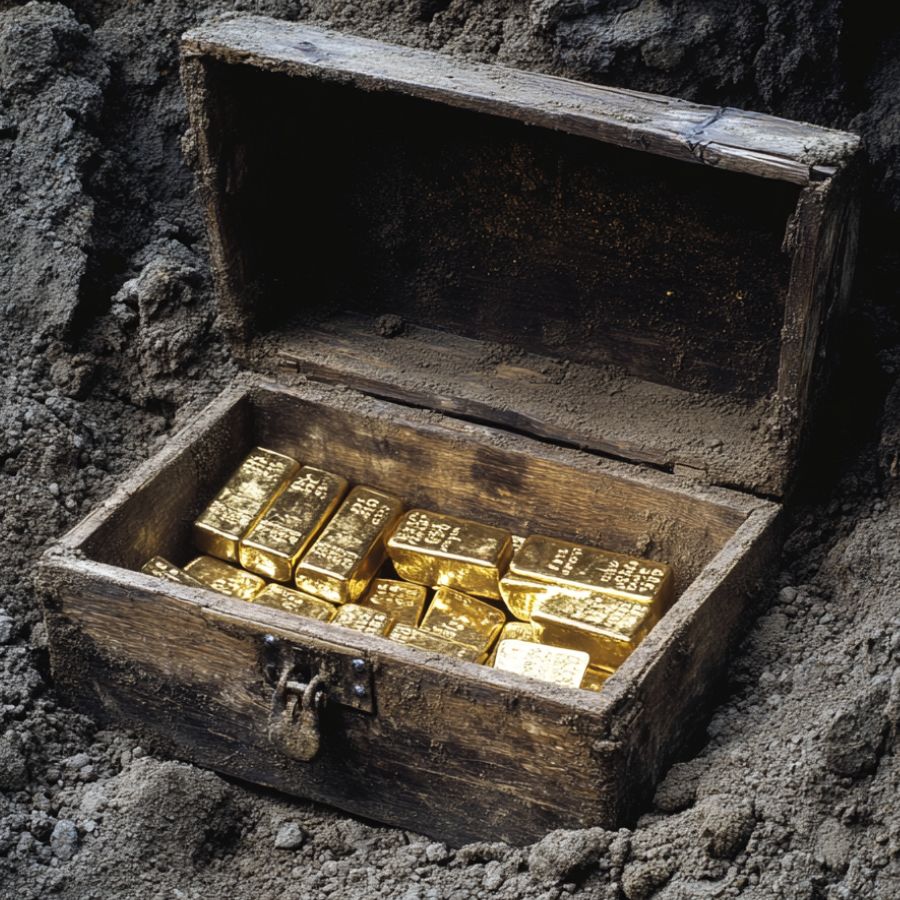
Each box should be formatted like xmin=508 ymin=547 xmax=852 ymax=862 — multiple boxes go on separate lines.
xmin=180 ymin=16 xmax=861 ymax=499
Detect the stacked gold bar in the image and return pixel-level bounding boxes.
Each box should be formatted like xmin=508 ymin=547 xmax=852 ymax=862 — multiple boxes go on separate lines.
xmin=240 ymin=466 xmax=348 ymax=582
xmin=194 ymin=447 xmax=299 ymax=563
xmin=140 ymin=446 xmax=675 ymax=694
xmin=295 ymin=486 xmax=402 ymax=604
xmin=387 ymin=510 xmax=513 ymax=599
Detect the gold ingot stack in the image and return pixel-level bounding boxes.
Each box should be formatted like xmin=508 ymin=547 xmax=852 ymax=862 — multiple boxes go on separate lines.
xmin=193 ymin=447 xmax=299 ymax=563
xmin=240 ymin=466 xmax=348 ymax=582
xmin=138 ymin=446 xmax=675 ymax=694
xmin=387 ymin=510 xmax=512 ymax=600
xmin=294 ymin=486 xmax=403 ymax=604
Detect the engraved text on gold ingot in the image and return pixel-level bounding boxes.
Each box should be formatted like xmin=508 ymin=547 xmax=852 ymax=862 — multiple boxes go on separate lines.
xmin=294 ymin=486 xmax=403 ymax=604
xmin=332 ymin=604 xmax=393 ymax=635
xmin=509 ymin=535 xmax=672 ymax=619
xmin=251 ymin=584 xmax=336 ymax=621
xmin=239 ymin=466 xmax=348 ymax=582
xmin=388 ymin=623 xmax=483 ymax=662
xmin=361 ymin=579 xmax=427 ymax=627
xmin=532 ymin=592 xmax=653 ymax=668
xmin=141 ymin=556 xmax=205 ymax=588
xmin=419 ymin=587 xmax=506 ymax=654
xmin=194 ymin=447 xmax=299 ymax=563
xmin=386 ymin=510 xmax=512 ymax=600
xmin=499 ymin=573 xmax=570 ymax=622
xmin=493 ymin=639 xmax=589 ymax=688
xmin=183 ymin=555 xmax=267 ymax=601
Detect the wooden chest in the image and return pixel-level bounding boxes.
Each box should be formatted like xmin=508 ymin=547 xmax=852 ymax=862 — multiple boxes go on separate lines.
xmin=39 ymin=17 xmax=861 ymax=846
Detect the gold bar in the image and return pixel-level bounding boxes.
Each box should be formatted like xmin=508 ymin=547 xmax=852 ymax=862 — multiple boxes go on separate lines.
xmin=485 ymin=620 xmax=537 ymax=666
xmin=419 ymin=586 xmax=506 ymax=654
xmin=183 ymin=555 xmax=267 ymax=601
xmin=499 ymin=574 xmax=566 ymax=622
xmin=493 ymin=639 xmax=589 ymax=689
xmin=388 ymin=623 xmax=483 ymax=662
xmin=239 ymin=466 xmax=348 ymax=582
xmin=386 ymin=510 xmax=512 ymax=599
xmin=141 ymin=556 xmax=205 ymax=588
xmin=532 ymin=592 xmax=653 ymax=668
xmin=331 ymin=604 xmax=392 ymax=636
xmin=194 ymin=447 xmax=299 ymax=563
xmin=581 ymin=666 xmax=615 ymax=693
xmin=294 ymin=486 xmax=403 ymax=604
xmin=251 ymin=584 xmax=336 ymax=622
xmin=361 ymin=579 xmax=427 ymax=627
xmin=508 ymin=535 xmax=672 ymax=619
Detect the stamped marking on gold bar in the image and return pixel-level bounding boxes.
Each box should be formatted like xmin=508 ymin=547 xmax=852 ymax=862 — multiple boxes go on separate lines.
xmin=361 ymin=579 xmax=427 ymax=627
xmin=386 ymin=510 xmax=512 ymax=600
xmin=388 ymin=623 xmax=483 ymax=662
xmin=419 ymin=586 xmax=506 ymax=654
xmin=141 ymin=556 xmax=205 ymax=589
xmin=294 ymin=486 xmax=403 ymax=604
xmin=532 ymin=592 xmax=653 ymax=668
xmin=581 ymin=666 xmax=615 ymax=693
xmin=499 ymin=574 xmax=570 ymax=622
xmin=332 ymin=604 xmax=393 ymax=636
xmin=251 ymin=584 xmax=336 ymax=622
xmin=240 ymin=466 xmax=348 ymax=582
xmin=493 ymin=639 xmax=589 ymax=688
xmin=486 ymin=620 xmax=538 ymax=666
xmin=194 ymin=447 xmax=299 ymax=563
xmin=184 ymin=555 xmax=267 ymax=601
xmin=510 ymin=535 xmax=672 ymax=617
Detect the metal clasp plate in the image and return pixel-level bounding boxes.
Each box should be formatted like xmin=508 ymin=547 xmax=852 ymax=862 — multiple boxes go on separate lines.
xmin=260 ymin=634 xmax=375 ymax=714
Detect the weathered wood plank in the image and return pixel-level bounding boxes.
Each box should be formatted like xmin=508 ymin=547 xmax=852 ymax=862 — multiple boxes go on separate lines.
xmin=43 ymin=559 xmax=619 ymax=845
xmin=181 ymin=18 xmax=859 ymax=185
xmin=263 ymin=318 xmax=789 ymax=497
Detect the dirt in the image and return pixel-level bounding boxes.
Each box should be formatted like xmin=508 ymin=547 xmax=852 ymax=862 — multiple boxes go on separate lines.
xmin=1 ymin=1 xmax=899 ymax=898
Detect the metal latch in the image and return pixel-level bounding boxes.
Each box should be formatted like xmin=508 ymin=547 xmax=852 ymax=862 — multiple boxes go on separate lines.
xmin=261 ymin=634 xmax=375 ymax=762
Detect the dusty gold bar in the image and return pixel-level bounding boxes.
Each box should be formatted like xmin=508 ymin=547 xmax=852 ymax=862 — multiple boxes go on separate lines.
xmin=386 ymin=510 xmax=512 ymax=600
xmin=419 ymin=587 xmax=506 ymax=654
xmin=294 ymin=486 xmax=403 ymax=604
xmin=388 ymin=623 xmax=483 ymax=662
xmin=239 ymin=466 xmax=348 ymax=582
xmin=194 ymin=447 xmax=299 ymax=563
xmin=361 ymin=579 xmax=427 ymax=627
xmin=251 ymin=584 xmax=336 ymax=622
xmin=183 ymin=555 xmax=267 ymax=601
xmin=493 ymin=639 xmax=589 ymax=688
xmin=532 ymin=592 xmax=653 ymax=668
xmin=486 ymin=620 xmax=538 ymax=666
xmin=141 ymin=556 xmax=205 ymax=588
xmin=331 ymin=604 xmax=393 ymax=636
xmin=508 ymin=535 xmax=673 ymax=620
xmin=581 ymin=666 xmax=616 ymax=693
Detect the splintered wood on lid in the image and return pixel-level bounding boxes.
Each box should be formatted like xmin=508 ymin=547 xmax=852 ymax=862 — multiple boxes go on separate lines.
xmin=37 ymin=16 xmax=860 ymax=849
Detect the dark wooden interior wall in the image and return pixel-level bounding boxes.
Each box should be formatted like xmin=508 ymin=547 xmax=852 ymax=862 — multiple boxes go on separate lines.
xmin=206 ymin=60 xmax=800 ymax=400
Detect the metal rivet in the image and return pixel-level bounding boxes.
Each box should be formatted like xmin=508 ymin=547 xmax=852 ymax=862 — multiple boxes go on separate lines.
xmin=263 ymin=634 xmax=279 ymax=647
xmin=353 ymin=683 xmax=367 ymax=698
xmin=351 ymin=658 xmax=366 ymax=673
